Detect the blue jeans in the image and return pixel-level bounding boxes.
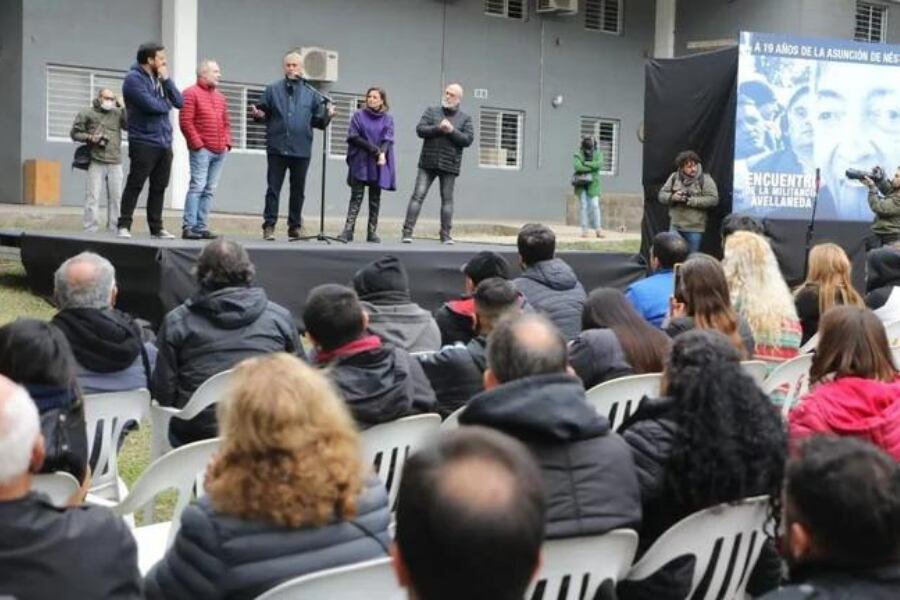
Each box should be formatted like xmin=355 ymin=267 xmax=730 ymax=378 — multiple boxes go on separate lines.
xmin=183 ymin=148 xmax=226 ymax=232
xmin=579 ymin=189 xmax=601 ymax=231
xmin=671 ymin=226 xmax=702 ymax=254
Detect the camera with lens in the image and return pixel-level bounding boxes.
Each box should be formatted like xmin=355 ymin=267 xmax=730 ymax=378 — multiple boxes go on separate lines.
xmin=96 ymin=134 xmax=110 ymax=148
xmin=846 ymin=166 xmax=894 ymax=195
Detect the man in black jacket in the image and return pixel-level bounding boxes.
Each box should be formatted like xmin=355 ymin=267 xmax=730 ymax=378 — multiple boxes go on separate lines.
xmin=459 ymin=313 xmax=641 ymax=538
xmin=419 ymin=277 xmax=521 ymax=418
xmin=304 ymin=284 xmax=436 ymax=428
xmin=0 ymin=375 xmax=141 ymax=600
xmin=152 ymin=239 xmax=302 ymax=446
xmin=401 ymin=83 xmax=474 ymax=244
xmin=762 ymin=437 xmax=900 ymax=599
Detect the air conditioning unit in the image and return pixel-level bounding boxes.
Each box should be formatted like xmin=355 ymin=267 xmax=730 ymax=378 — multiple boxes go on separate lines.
xmin=300 ymin=47 xmax=339 ymax=82
xmin=536 ymin=0 xmax=578 ymax=13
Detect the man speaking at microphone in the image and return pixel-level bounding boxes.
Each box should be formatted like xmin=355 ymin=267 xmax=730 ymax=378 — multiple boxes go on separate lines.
xmin=250 ymin=51 xmax=335 ymax=241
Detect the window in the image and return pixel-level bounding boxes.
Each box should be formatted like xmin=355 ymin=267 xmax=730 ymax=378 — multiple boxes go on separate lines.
xmin=326 ymin=92 xmax=366 ymax=159
xmin=46 ymin=65 xmax=127 ymax=141
xmin=855 ymin=2 xmax=887 ymax=43
xmin=218 ymin=81 xmax=266 ymax=152
xmin=585 ymin=0 xmax=623 ymax=34
xmin=579 ymin=117 xmax=619 ymax=175
xmin=479 ymin=108 xmax=524 ymax=170
xmin=485 ymin=0 xmax=526 ymax=20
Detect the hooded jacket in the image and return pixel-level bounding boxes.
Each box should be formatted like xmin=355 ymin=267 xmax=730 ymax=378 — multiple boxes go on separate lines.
xmin=152 ymin=286 xmax=302 ymax=447
xmin=568 ymin=329 xmax=634 ymax=390
xmin=255 ymin=77 xmax=332 ymax=158
xmin=513 ymin=259 xmax=587 ymax=341
xmin=789 ymin=376 xmax=900 ymax=460
xmin=122 ymin=63 xmax=183 ymax=148
xmin=865 ymin=247 xmax=900 ymax=324
xmin=434 ymin=296 xmax=477 ymax=346
xmin=417 ymin=336 xmax=487 ymax=418
xmin=760 ymin=564 xmax=900 ymax=599
xmin=69 ymin=98 xmax=127 ymax=163
xmin=460 ymin=373 xmax=642 ymax=538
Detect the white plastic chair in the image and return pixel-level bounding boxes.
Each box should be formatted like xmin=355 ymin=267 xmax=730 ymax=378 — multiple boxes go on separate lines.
xmin=624 ymin=496 xmax=770 ymax=600
xmin=31 ymin=472 xmax=81 ymax=507
xmin=892 ymin=345 xmax=900 ymax=370
xmin=762 ymin=353 xmax=814 ymax=417
xmin=740 ymin=360 xmax=769 ymax=387
xmin=83 ymin=389 xmax=150 ymax=501
xmin=527 ymin=529 xmax=639 ymax=600
xmin=585 ymin=373 xmax=662 ymax=432
xmin=885 ymin=320 xmax=900 ymax=346
xmin=149 ymin=370 xmax=232 ymax=462
xmin=799 ymin=333 xmax=818 ymax=354
xmin=361 ymin=414 xmax=441 ymax=510
xmin=254 ymin=557 xmax=402 ymax=600
xmin=440 ymin=405 xmax=466 ymax=430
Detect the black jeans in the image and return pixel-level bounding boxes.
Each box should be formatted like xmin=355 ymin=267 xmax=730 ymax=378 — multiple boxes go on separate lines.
xmin=118 ymin=142 xmax=172 ymax=233
xmin=263 ymin=154 xmax=310 ymax=230
xmin=402 ymin=167 xmax=456 ymax=239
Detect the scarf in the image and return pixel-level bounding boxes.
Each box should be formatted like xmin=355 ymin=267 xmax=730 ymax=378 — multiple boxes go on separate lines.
xmin=315 ymin=335 xmax=383 ymax=365
xmin=678 ymin=164 xmax=703 ymax=189
xmin=52 ymin=308 xmax=143 ymax=373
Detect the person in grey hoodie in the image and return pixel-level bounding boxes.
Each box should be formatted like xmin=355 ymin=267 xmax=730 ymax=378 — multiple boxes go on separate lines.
xmin=512 ymin=223 xmax=586 ymax=341
xmin=351 ymin=255 xmax=441 ymax=353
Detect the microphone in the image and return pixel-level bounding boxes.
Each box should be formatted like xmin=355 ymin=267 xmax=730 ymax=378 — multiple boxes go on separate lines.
xmin=815 ymin=168 xmax=820 ymax=194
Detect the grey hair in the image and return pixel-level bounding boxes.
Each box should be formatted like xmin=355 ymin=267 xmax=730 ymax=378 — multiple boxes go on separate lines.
xmin=197 ymin=59 xmax=218 ymax=76
xmin=486 ymin=313 xmax=567 ymax=384
xmin=0 ymin=384 xmax=41 ymax=484
xmin=53 ymin=251 xmax=116 ymax=309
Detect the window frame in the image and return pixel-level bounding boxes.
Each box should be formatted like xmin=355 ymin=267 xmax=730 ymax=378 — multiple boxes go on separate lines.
xmin=584 ymin=0 xmax=624 ymax=35
xmin=855 ymin=1 xmax=888 ymax=43
xmin=579 ymin=116 xmax=620 ymax=176
xmin=478 ymin=107 xmax=525 ymax=171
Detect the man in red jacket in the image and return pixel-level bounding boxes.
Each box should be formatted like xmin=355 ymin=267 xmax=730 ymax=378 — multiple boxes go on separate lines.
xmin=179 ymin=59 xmax=232 ymax=240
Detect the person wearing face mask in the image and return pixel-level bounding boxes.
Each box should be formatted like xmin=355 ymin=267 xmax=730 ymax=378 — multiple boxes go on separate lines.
xmin=70 ymin=88 xmax=127 ymax=233
xmin=401 ymin=83 xmax=474 ymax=245
xmin=864 ymin=167 xmax=900 ymax=249
xmin=658 ymin=150 xmax=719 ymax=253
xmin=338 ymin=87 xmax=395 ymax=243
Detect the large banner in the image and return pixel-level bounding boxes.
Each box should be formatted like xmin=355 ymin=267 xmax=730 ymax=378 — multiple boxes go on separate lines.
xmin=733 ymin=32 xmax=900 ymax=221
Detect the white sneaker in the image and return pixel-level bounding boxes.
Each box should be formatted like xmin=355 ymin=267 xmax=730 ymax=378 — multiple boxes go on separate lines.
xmin=117 ymin=228 xmax=132 ymax=239
xmin=152 ymin=229 xmax=176 ymax=240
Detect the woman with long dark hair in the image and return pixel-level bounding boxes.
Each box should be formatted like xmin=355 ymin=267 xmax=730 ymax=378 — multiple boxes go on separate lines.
xmin=569 ymin=288 xmax=670 ymax=389
xmin=338 ymin=86 xmax=395 ymax=243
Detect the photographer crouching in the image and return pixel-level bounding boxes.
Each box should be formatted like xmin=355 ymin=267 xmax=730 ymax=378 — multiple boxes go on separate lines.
xmin=858 ymin=166 xmax=900 ymax=249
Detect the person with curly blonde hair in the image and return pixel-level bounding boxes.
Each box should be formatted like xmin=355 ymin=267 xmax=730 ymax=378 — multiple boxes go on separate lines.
xmin=723 ymin=231 xmax=801 ymax=367
xmin=145 ymin=353 xmax=391 ymax=600
xmin=794 ymin=243 xmax=864 ymax=345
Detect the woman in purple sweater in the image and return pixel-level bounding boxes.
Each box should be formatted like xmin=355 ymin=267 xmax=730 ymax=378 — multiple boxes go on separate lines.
xmin=338 ymin=87 xmax=396 ymax=243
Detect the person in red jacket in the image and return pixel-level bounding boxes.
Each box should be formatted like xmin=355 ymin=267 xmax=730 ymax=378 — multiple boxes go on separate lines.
xmin=179 ymin=59 xmax=232 ymax=240
xmin=789 ymin=305 xmax=900 ymax=460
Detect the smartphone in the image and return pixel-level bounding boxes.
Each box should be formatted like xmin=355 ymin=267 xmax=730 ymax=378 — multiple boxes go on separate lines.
xmin=672 ymin=262 xmax=684 ymax=303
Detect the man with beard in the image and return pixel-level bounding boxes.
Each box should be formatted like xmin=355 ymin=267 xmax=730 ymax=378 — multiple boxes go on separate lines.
xmin=658 ymin=150 xmax=719 ymax=253
xmin=401 ymin=83 xmax=474 ymax=245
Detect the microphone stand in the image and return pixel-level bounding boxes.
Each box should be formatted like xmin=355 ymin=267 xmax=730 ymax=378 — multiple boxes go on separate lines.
xmin=295 ymin=79 xmax=345 ymax=244
xmin=803 ymin=167 xmax=821 ymax=278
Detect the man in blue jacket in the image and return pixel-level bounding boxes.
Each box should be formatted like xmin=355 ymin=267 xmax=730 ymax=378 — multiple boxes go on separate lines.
xmin=250 ymin=51 xmax=334 ymax=241
xmin=625 ymin=231 xmax=689 ymax=328
xmin=117 ymin=42 xmax=183 ymax=240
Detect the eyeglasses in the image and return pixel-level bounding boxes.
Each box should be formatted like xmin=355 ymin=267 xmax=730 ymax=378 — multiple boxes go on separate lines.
xmin=100 ymin=96 xmax=116 ymax=101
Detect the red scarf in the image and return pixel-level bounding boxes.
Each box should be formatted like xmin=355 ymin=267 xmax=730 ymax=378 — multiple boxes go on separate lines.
xmin=315 ymin=334 xmax=382 ymax=364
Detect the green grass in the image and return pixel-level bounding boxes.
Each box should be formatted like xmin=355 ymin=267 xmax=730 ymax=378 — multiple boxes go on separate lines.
xmin=0 ymin=260 xmax=55 ymax=325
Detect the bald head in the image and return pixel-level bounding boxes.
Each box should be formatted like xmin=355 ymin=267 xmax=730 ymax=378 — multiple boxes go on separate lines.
xmin=0 ymin=374 xmax=41 ymax=485
xmin=442 ymin=83 xmax=464 ymax=110
xmin=486 ymin=313 xmax=567 ymax=384
xmin=54 ymin=252 xmax=116 ymax=309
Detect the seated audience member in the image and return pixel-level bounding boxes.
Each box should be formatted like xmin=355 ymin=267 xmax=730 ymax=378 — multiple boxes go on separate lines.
xmin=0 ymin=320 xmax=88 ymax=484
xmin=666 ymin=254 xmax=755 ymax=357
xmin=865 ymin=245 xmax=900 ymax=324
xmin=793 ymin=243 xmax=864 ymax=345
xmin=392 ymin=427 xmax=546 ymax=600
xmin=51 ymin=251 xmax=157 ymax=393
xmin=146 ymin=354 xmax=390 ymax=599
xmin=0 ymin=375 xmax=141 ymax=600
xmin=434 ymin=250 xmax=512 ymax=346
xmin=723 ymin=231 xmax=801 ymax=366
xmin=513 ymin=223 xmax=586 ymax=341
xmin=419 ymin=277 xmax=521 ymax=418
xmin=761 ymin=437 xmax=900 ymax=599
xmin=460 ymin=313 xmax=641 ymax=538
xmin=152 ymin=239 xmax=302 ymax=448
xmin=304 ymin=284 xmax=436 ymax=427
xmin=619 ymin=329 xmax=786 ymax=600
xmin=352 ymin=255 xmax=441 ymax=353
xmin=720 ymin=212 xmax=765 ymax=244
xmin=625 ymin=232 xmax=689 ymax=328
xmin=789 ymin=306 xmax=900 ymax=459
xmin=570 ymin=288 xmax=670 ymax=389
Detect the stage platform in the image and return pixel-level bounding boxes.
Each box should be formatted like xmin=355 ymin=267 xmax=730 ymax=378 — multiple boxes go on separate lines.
xmin=5 ymin=229 xmax=647 ymax=329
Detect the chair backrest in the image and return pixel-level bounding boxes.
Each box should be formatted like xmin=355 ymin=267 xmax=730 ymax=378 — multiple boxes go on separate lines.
xmin=112 ymin=437 xmax=220 ymax=545
xmin=361 ymin=414 xmax=441 ymax=510
xmin=885 ymin=320 xmax=900 ymax=346
xmin=762 ymin=353 xmax=814 ymax=417
xmin=254 ymin=557 xmax=402 ymax=600
xmin=585 ymin=373 xmax=662 ymax=432
xmin=31 ymin=472 xmax=81 ymax=507
xmin=527 ymin=529 xmax=639 ymax=600
xmin=740 ymin=360 xmax=769 ymax=387
xmin=625 ymin=496 xmax=770 ymax=600
xmin=440 ymin=405 xmax=466 ymax=430
xmin=892 ymin=345 xmax=900 ymax=370
xmin=83 ymin=389 xmax=150 ymax=500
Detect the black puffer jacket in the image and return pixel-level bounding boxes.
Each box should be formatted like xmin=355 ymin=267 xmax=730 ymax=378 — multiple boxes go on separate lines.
xmin=152 ymin=286 xmax=302 ymax=447
xmin=434 ymin=296 xmax=477 ymax=346
xmin=569 ymin=329 xmax=634 ymax=389
xmin=144 ymin=477 xmax=391 ymax=600
xmin=417 ymin=336 xmax=487 ymax=418
xmin=513 ymin=259 xmax=586 ymax=341
xmin=460 ymin=373 xmax=641 ymax=538
xmin=416 ymin=105 xmax=474 ymax=175
xmin=761 ymin=564 xmax=900 ymax=599
xmin=865 ymin=246 xmax=900 ymax=310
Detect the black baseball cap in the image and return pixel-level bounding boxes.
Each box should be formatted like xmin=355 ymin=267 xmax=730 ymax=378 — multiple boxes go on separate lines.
xmin=462 ymin=251 xmax=510 ymax=284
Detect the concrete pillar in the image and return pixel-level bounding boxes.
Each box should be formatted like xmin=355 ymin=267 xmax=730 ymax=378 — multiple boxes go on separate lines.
xmin=654 ymin=0 xmax=677 ymax=58
xmin=162 ymin=0 xmax=197 ymax=211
